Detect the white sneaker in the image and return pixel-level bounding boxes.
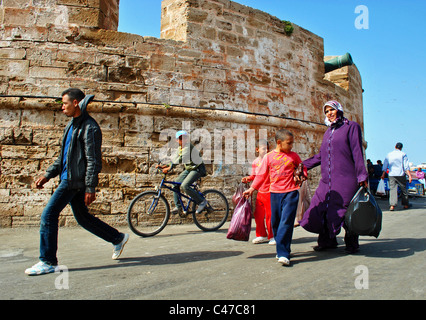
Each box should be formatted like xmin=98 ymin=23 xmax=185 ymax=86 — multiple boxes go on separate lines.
xmin=25 ymin=261 xmax=59 ymax=276
xmin=268 ymin=238 xmax=276 ymax=245
xmin=112 ymin=233 xmax=129 ymax=260
xmin=278 ymin=257 xmax=290 ymax=266
xmin=195 ymin=199 xmax=208 ymax=214
xmin=252 ymin=236 xmax=269 ymax=244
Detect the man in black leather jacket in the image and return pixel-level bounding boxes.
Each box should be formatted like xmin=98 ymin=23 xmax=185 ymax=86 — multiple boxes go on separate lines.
xmin=25 ymin=88 xmax=129 ymax=276
xmin=44 ymin=92 xmax=102 ymax=198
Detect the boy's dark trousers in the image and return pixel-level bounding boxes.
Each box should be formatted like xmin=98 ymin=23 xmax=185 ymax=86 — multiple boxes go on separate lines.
xmin=270 ymin=190 xmax=299 ymax=259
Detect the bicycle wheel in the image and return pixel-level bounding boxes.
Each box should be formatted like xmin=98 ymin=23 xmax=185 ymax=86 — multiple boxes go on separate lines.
xmin=193 ymin=189 xmax=229 ymax=231
xmin=127 ymin=191 xmax=170 ymax=237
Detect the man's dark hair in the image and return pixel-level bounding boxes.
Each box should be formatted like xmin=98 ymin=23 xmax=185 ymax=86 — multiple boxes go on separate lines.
xmin=395 ymin=142 xmax=403 ymax=150
xmin=61 ymin=88 xmax=85 ymax=102
xmin=275 ymin=129 xmax=293 ymax=142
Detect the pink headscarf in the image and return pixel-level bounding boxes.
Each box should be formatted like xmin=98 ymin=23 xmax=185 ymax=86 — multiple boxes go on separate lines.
xmin=323 ymin=100 xmax=348 ymax=126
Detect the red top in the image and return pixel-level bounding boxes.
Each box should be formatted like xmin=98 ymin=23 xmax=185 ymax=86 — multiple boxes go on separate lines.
xmin=252 ymin=150 xmax=302 ymax=193
xmin=246 ymin=156 xmax=270 ymax=193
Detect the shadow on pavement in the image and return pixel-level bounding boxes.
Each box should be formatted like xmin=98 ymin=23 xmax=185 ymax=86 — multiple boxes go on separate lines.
xmin=246 ymin=236 xmax=426 ymax=265
xmin=359 ymin=237 xmax=426 ymax=258
xmin=68 ymin=250 xmax=243 ymax=273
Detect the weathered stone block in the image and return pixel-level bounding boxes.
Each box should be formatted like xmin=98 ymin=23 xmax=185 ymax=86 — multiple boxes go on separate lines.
xmin=88 ymin=202 xmax=111 ymax=215
xmin=0 ymin=48 xmax=26 ymax=59
xmin=101 ymin=130 xmax=124 ymax=147
xmin=1 ymin=145 xmax=48 ymax=160
xmin=10 ymin=188 xmax=52 ymax=205
xmin=68 ymin=7 xmax=102 ymax=28
xmin=23 ymin=204 xmax=45 ymax=218
xmin=0 ymin=60 xmax=29 ymax=77
xmin=32 ymin=129 xmax=63 ymax=147
xmin=56 ymin=0 xmax=89 ymax=6
xmin=3 ymin=8 xmax=36 ymax=27
xmin=203 ymin=79 xmax=230 ymax=93
xmin=107 ymin=66 xmax=144 ymax=84
xmin=66 ymin=62 xmax=106 ymax=81
xmin=1 ymin=159 xmax=39 ymax=175
xmin=108 ymin=173 xmax=136 ymax=188
xmin=150 ymin=54 xmax=176 ymax=72
xmin=123 ymin=132 xmax=154 ymax=148
xmin=110 ymin=198 xmax=131 ymax=215
xmin=2 ymin=0 xmax=31 ymax=8
xmin=29 ymin=66 xmax=67 ymax=79
xmin=0 ymin=128 xmax=14 ymax=144
xmin=21 ymin=110 xmax=55 ymax=128
xmin=0 ymin=189 xmax=11 ymax=203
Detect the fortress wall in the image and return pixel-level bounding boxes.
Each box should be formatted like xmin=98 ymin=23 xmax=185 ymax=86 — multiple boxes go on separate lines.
xmin=0 ymin=0 xmax=363 ymax=227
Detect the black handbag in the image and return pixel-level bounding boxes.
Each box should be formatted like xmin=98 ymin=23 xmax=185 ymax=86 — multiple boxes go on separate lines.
xmin=345 ymin=187 xmax=382 ymax=238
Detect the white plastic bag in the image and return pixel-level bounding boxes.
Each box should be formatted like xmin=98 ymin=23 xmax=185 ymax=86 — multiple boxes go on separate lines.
xmin=376 ymin=179 xmax=386 ymax=196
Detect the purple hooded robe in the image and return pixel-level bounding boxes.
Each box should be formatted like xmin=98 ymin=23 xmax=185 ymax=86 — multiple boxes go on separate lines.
xmin=300 ymin=120 xmax=369 ymax=238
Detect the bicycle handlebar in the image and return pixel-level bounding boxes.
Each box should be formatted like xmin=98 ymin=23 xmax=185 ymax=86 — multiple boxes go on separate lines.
xmin=155 ymin=162 xmax=170 ymax=177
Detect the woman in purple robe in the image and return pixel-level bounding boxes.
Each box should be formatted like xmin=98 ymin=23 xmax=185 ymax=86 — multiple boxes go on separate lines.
xmin=300 ymin=101 xmax=369 ymax=254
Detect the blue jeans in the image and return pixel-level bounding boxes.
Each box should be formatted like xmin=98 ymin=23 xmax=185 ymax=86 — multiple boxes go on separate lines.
xmin=270 ymin=190 xmax=299 ymax=259
xmin=173 ymin=167 xmax=205 ymax=208
xmin=39 ymin=180 xmax=123 ymax=265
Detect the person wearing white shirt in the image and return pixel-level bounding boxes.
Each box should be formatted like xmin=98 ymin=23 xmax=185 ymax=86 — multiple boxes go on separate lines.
xmin=381 ymin=142 xmax=412 ymax=211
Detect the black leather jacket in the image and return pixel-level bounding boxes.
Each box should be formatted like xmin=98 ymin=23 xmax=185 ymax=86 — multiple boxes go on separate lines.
xmin=45 ymin=95 xmax=102 ymax=193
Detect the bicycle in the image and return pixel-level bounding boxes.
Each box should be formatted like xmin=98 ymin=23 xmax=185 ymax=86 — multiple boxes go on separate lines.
xmin=127 ymin=168 xmax=229 ymax=237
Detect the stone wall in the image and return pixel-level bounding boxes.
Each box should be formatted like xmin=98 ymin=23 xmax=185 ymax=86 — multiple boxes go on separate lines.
xmin=0 ymin=0 xmax=364 ymax=228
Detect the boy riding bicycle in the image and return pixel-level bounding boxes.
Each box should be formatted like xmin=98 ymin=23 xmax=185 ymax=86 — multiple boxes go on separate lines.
xmin=156 ymin=131 xmax=207 ymax=215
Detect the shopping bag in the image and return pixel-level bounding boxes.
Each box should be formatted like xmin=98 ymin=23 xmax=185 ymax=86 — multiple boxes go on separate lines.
xmin=296 ymin=180 xmax=311 ymax=223
xmin=376 ymin=179 xmax=386 ymax=196
xmin=227 ymin=196 xmax=252 ymax=241
xmin=232 ymin=182 xmax=246 ymax=206
xmin=345 ymin=187 xmax=382 ymax=238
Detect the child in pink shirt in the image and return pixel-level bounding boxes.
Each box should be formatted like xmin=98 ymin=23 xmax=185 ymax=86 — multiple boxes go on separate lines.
xmin=242 ymin=140 xmax=273 ymax=244
xmin=244 ymin=129 xmax=305 ymax=266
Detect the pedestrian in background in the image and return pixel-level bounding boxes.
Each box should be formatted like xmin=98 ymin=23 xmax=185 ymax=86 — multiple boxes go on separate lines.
xmin=416 ymin=168 xmax=425 ymax=195
xmin=381 ymin=142 xmax=412 ymax=211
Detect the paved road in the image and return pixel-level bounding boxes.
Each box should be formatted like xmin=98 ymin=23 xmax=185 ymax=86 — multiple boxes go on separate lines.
xmin=1 ymin=198 xmax=425 ymax=301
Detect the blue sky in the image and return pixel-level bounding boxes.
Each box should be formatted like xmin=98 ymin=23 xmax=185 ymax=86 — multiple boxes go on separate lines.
xmin=118 ymin=0 xmax=426 ymax=166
